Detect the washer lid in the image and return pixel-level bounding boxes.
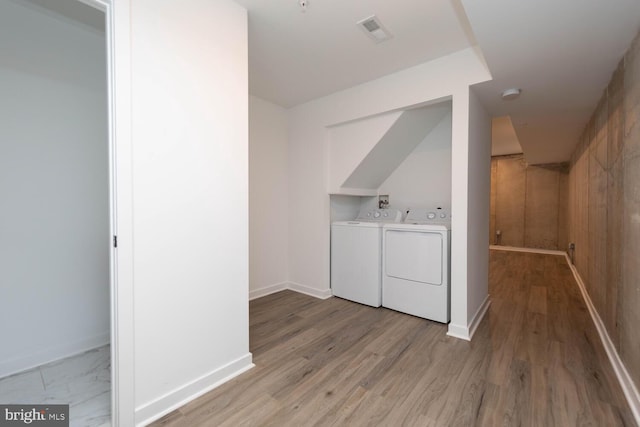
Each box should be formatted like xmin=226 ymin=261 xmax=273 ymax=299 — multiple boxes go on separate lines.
xmin=332 ymin=220 xmax=385 ymax=228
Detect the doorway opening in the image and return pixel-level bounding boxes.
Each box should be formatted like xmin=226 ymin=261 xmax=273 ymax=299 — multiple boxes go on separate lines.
xmin=0 ymin=1 xmax=113 ymax=426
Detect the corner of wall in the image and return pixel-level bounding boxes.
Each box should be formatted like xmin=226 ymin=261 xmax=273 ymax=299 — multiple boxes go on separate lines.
xmin=249 ymin=282 xmax=289 ymax=301
xmin=288 ymin=282 xmax=333 ymax=300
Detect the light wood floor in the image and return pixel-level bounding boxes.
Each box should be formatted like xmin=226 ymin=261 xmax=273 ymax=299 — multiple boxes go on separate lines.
xmin=153 ymin=250 xmax=635 ymax=426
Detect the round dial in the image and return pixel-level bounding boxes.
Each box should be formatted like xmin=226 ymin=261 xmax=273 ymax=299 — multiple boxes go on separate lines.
xmin=383 ymin=211 xmax=389 ymax=217
xmin=373 ymin=211 xmax=381 ymax=218
xmin=440 ymin=213 xmax=447 ymax=219
xmin=366 ymin=212 xmax=372 ymax=217
xmin=427 ymin=212 xmax=436 ymax=219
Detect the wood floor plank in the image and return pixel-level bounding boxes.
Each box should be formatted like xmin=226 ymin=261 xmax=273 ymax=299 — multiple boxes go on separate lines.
xmin=253 ymin=326 xmax=324 ymax=365
xmin=486 ymin=304 xmax=526 ymax=385
xmin=529 ymin=363 xmax=552 ymax=426
xmin=315 ymin=385 xmax=368 ymax=427
xmin=150 ymin=251 xmax=636 ymax=427
xmin=514 ymin=312 xmax=549 ymax=366
xmin=265 ymin=350 xmax=385 ymax=426
xmin=217 ymin=393 xmax=282 ymax=427
xmin=528 ymin=285 xmax=548 ymax=314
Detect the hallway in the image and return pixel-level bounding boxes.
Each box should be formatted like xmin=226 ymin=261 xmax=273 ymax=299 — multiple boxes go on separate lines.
xmin=154 ymin=250 xmax=634 ymax=426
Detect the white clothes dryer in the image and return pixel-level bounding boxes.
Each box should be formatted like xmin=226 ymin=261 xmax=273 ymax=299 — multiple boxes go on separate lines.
xmin=331 ymin=209 xmax=402 ymax=307
xmin=382 ymin=208 xmax=451 ymax=322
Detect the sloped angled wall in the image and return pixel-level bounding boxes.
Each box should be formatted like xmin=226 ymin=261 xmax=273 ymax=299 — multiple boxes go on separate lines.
xmin=378 ymin=111 xmax=453 ymax=211
xmin=342 ymin=103 xmax=451 ymax=191
xmin=327 ymin=102 xmax=451 ymax=194
xmin=328 ymin=110 xmax=402 ymax=194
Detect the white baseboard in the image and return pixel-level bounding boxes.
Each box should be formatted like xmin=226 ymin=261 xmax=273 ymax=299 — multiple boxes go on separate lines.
xmin=0 ymin=331 xmax=110 ymax=379
xmin=288 ymin=282 xmax=333 ymax=300
xmin=249 ymin=282 xmax=288 ymax=301
xmin=468 ymin=295 xmax=491 ymax=340
xmin=249 ymin=282 xmax=333 ymax=301
xmin=563 ymin=254 xmax=640 ymax=425
xmin=490 ymin=245 xmax=566 ymax=256
xmin=446 ymin=295 xmax=491 ymax=341
xmin=136 ymin=353 xmax=254 ymax=426
xmin=446 ymin=323 xmax=471 ymax=340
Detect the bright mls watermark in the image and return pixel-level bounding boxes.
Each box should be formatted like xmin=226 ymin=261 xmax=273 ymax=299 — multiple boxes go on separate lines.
xmin=0 ymin=405 xmax=68 ymax=427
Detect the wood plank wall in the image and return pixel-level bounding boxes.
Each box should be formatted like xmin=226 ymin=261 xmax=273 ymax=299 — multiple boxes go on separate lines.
xmin=489 ymin=154 xmax=569 ymax=250
xmin=567 ymin=31 xmax=640 ymax=397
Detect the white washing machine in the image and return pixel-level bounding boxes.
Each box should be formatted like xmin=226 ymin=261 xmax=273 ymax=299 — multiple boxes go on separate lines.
xmin=382 ymin=208 xmax=451 ymax=322
xmin=331 ymin=208 xmax=402 ymax=307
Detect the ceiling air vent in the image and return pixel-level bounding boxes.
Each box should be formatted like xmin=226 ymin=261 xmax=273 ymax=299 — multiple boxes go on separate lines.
xmin=357 ymin=15 xmax=393 ymax=43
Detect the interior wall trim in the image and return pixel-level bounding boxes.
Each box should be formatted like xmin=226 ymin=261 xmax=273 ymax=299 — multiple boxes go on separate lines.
xmin=250 ymin=282 xmax=333 ymax=301
xmin=249 ymin=282 xmax=289 ymax=301
xmin=563 ymin=253 xmax=640 ymax=425
xmin=446 ymin=323 xmax=471 ymax=341
xmin=287 ymin=282 xmax=333 ymax=300
xmin=446 ymin=294 xmax=491 ymax=342
xmin=0 ymin=333 xmax=109 ymax=379
xmin=135 ymin=353 xmax=254 ymax=426
xmin=468 ymin=295 xmax=491 ymax=340
xmin=489 ymin=245 xmax=566 ymax=256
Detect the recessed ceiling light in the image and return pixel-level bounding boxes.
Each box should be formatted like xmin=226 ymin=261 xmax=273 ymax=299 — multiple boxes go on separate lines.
xmin=501 ymin=88 xmax=521 ymax=100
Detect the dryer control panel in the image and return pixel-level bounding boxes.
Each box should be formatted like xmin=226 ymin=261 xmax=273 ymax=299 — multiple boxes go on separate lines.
xmin=405 ymin=208 xmax=451 ymax=224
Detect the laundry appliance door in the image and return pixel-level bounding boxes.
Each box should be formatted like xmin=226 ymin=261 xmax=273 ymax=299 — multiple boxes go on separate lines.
xmin=331 ymin=223 xmax=382 ymax=307
xmin=384 ymin=230 xmax=443 ymax=285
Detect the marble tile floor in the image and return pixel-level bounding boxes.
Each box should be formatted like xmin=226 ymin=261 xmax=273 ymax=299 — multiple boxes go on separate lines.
xmin=0 ymin=345 xmax=111 ymax=427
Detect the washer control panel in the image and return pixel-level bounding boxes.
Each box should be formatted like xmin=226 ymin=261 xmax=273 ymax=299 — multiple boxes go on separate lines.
xmin=356 ymin=209 xmax=402 ymax=222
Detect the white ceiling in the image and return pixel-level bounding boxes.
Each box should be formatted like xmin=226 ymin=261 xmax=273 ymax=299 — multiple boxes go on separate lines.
xmin=21 ymin=0 xmax=640 ymax=164
xmin=462 ymin=0 xmax=640 ymax=164
xmin=233 ymin=0 xmax=475 ymax=108
xmin=236 ymin=0 xmax=640 ymax=164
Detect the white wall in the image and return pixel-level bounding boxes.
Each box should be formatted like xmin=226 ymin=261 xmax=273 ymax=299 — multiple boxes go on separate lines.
xmin=342 ymin=106 xmax=450 ymax=192
xmin=330 ymin=195 xmax=368 ymax=221
xmin=129 ymin=1 xmax=251 ymax=424
xmin=287 ymin=47 xmax=491 ymax=306
xmin=328 ymin=111 xmax=401 ymax=194
xmin=0 ymin=0 xmax=109 ymax=378
xmin=447 ymin=87 xmax=491 ymax=340
xmin=249 ymin=96 xmax=289 ymax=299
xmin=466 ymin=88 xmax=491 ymax=324
xmin=378 ymin=111 xmax=453 ymax=212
